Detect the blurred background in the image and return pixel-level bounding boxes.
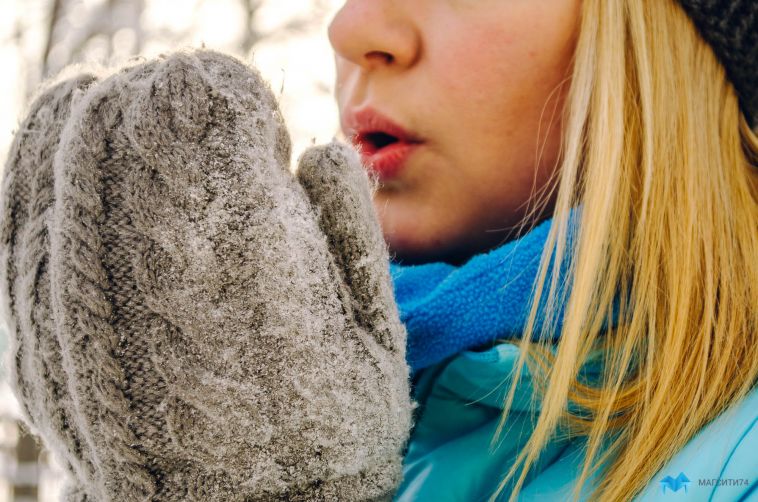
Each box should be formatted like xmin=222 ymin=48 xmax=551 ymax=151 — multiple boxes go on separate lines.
xmin=0 ymin=0 xmax=343 ymax=500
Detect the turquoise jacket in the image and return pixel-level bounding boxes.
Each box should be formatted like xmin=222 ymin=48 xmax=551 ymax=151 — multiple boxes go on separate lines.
xmin=389 ymin=214 xmax=756 ymax=501
xmin=392 ymin=342 xmax=758 ymax=501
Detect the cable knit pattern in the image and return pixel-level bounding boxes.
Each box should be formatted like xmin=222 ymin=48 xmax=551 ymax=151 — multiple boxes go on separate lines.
xmin=677 ymin=0 xmax=757 ymax=127
xmin=1 ymin=49 xmax=413 ymax=501
xmin=0 ymin=68 xmax=102 ymax=502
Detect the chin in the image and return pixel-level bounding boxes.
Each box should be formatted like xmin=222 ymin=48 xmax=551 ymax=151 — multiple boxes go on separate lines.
xmin=375 ymin=198 xmax=522 ymax=266
xmin=384 ymin=230 xmax=490 ymax=266
xmin=383 ymin=215 xmax=536 ymax=266
xmin=375 ymin=202 xmax=473 ymax=265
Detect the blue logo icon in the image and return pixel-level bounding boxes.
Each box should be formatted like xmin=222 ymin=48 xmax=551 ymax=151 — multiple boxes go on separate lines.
xmin=660 ymin=472 xmax=691 ymax=494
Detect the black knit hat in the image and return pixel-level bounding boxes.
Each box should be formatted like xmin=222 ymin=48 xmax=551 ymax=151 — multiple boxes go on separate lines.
xmin=677 ymin=0 xmax=757 ymax=128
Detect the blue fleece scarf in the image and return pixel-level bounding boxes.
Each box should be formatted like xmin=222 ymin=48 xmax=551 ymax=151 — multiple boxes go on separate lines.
xmin=389 ymin=215 xmax=574 ymax=373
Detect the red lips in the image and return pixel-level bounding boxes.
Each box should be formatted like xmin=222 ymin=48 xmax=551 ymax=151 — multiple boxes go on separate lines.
xmin=344 ymin=108 xmax=423 ymax=181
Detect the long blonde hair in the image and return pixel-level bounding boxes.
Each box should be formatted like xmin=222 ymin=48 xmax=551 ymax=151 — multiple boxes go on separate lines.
xmin=492 ymin=0 xmax=758 ymax=500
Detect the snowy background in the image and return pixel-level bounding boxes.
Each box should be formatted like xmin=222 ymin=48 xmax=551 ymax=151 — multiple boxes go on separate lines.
xmin=0 ymin=0 xmax=343 ymax=500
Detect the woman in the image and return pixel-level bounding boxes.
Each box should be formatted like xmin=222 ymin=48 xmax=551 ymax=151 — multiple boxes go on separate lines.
xmin=329 ymin=0 xmax=757 ymax=500
xmin=1 ymin=0 xmax=755 ymax=500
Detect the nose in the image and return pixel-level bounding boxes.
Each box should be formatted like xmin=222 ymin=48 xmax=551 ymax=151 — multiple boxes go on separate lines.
xmin=328 ymin=1 xmax=420 ymax=71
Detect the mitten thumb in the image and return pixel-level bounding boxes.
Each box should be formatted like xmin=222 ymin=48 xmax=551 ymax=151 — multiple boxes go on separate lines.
xmin=296 ymin=141 xmax=402 ymax=354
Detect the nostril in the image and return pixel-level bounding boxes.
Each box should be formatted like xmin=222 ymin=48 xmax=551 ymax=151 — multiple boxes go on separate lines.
xmin=366 ymin=51 xmax=395 ymax=65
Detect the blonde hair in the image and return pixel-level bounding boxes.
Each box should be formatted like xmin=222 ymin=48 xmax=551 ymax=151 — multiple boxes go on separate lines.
xmin=492 ymin=0 xmax=758 ymax=501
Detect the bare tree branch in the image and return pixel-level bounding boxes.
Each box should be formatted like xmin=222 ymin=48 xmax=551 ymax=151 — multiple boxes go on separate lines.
xmin=240 ymin=0 xmax=265 ymax=54
xmin=42 ymin=0 xmax=63 ymax=78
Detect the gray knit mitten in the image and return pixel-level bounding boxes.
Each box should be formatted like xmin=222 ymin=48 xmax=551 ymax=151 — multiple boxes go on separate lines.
xmin=0 ymin=69 xmax=101 ymax=502
xmin=0 ymin=49 xmax=413 ymax=501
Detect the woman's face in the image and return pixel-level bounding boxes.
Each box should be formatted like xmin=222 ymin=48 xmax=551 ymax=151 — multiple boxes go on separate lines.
xmin=329 ymin=0 xmax=580 ymax=265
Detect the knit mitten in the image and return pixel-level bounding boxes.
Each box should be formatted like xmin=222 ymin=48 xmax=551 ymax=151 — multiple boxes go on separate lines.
xmin=0 ymin=69 xmax=102 ymax=502
xmin=0 ymin=49 xmax=413 ymax=501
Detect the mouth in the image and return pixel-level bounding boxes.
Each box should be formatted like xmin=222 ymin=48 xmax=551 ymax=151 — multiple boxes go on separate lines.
xmin=354 ymin=131 xmax=405 ymax=155
xmin=346 ymin=109 xmax=424 ymax=181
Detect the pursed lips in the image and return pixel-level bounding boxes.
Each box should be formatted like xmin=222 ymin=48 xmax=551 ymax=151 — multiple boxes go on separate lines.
xmin=344 ymin=107 xmax=424 ymax=181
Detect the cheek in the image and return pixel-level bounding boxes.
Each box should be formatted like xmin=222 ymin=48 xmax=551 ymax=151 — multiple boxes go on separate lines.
xmin=391 ymin=13 xmax=575 ymax=257
xmin=432 ymin=42 xmax=520 ymax=122
xmin=426 ymin=12 xmax=575 ymax=187
xmin=429 ymin=7 xmax=577 ymax=129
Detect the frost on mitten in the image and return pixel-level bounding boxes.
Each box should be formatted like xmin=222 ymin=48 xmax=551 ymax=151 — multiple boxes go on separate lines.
xmin=1 ymin=49 xmax=413 ymax=501
xmin=0 ymin=70 xmax=102 ymax=502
